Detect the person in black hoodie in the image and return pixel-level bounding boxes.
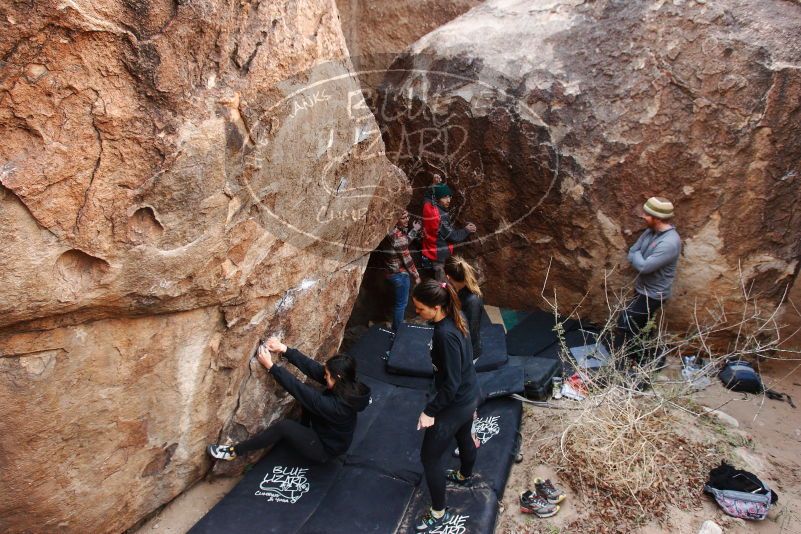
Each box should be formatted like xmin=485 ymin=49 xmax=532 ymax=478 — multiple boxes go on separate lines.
xmin=444 ymin=255 xmax=483 ymax=363
xmin=207 ymin=337 xmax=371 ymax=464
xmin=411 ymin=280 xmax=480 ymax=532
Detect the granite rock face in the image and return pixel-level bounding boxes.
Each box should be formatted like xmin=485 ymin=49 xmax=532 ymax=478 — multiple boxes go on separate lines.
xmin=376 ymin=0 xmax=801 ymax=328
xmin=336 ymin=0 xmax=482 ymax=77
xmin=0 ymin=0 xmax=405 ymax=532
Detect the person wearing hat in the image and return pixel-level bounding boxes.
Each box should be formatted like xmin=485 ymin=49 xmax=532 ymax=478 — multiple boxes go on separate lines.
xmin=421 ymin=183 xmax=476 ymax=281
xmin=614 ymin=196 xmax=682 ymax=359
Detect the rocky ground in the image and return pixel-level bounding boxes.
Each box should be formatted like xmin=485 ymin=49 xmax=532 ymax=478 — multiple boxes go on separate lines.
xmin=497 ymin=359 xmax=801 ymax=534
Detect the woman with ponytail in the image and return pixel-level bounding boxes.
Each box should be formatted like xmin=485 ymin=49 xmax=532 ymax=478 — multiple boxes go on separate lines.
xmin=207 ymin=337 xmax=371 ymax=465
xmin=411 ymin=280 xmax=480 ymax=531
xmin=444 ymin=255 xmax=484 ymax=362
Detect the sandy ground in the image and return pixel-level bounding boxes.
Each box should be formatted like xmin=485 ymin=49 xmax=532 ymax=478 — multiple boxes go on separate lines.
xmin=131 ymin=476 xmax=241 ymax=534
xmin=495 ymin=359 xmax=801 ymax=534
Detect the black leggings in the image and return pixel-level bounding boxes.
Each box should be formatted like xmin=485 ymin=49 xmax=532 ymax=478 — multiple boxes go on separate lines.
xmin=234 ymin=420 xmax=330 ymax=464
xmin=420 ymin=401 xmax=478 ymax=511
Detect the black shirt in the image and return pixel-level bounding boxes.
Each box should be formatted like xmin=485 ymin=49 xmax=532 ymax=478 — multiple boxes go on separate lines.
xmin=424 ymin=316 xmax=479 ymax=417
xmin=458 ymin=286 xmax=483 ymax=360
xmin=269 ymin=349 xmax=371 ymax=456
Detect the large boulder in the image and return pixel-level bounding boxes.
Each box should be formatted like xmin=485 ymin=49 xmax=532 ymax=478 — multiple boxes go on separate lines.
xmin=0 ymin=0 xmax=405 ymax=532
xmin=335 ymin=0 xmax=483 ymax=95
xmin=375 ymin=0 xmax=801 ymax=330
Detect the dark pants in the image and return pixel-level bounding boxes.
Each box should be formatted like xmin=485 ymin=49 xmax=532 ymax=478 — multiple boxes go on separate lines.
xmin=613 ymin=292 xmax=663 ymax=359
xmin=234 ymin=420 xmax=330 ymax=464
xmin=387 ymin=272 xmax=411 ymax=332
xmin=420 ymin=256 xmax=446 ymax=282
xmin=421 ymin=401 xmax=478 ymax=511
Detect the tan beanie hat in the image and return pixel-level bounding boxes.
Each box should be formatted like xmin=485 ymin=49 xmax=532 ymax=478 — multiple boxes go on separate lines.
xmin=643 ymin=196 xmax=674 ymax=219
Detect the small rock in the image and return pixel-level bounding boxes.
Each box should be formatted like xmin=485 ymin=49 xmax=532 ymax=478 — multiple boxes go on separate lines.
xmin=24 ymin=63 xmax=48 ymax=83
xmin=698 ymin=520 xmax=722 ymax=534
xmin=702 ymin=406 xmax=739 ymax=428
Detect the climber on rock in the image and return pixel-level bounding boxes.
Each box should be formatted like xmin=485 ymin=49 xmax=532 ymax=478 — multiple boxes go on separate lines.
xmin=614 ymin=196 xmax=682 ymax=364
xmin=421 ymin=184 xmax=476 ymax=281
xmin=383 ymin=210 xmax=422 ymax=331
xmin=207 ymin=337 xmax=371 ymax=464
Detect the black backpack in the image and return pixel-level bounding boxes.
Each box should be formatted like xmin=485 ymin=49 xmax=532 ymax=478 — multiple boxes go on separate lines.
xmin=718 ymin=360 xmax=796 ymax=407
xmin=718 ymin=360 xmax=762 ymax=393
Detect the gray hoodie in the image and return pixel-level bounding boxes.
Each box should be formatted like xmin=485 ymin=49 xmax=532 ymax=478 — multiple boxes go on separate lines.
xmin=627 ymin=226 xmax=681 ymax=299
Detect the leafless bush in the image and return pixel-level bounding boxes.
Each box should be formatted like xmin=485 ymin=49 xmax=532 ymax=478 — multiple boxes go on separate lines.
xmin=534 ymin=262 xmax=799 ymax=530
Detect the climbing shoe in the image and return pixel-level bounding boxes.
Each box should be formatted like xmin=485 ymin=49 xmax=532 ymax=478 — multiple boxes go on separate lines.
xmin=207 ymin=444 xmax=237 ymax=461
xmin=520 ymin=490 xmax=559 ymax=518
xmin=534 ymin=478 xmax=566 ymax=504
xmin=445 ymin=469 xmax=471 ymax=486
xmin=415 ymin=508 xmax=452 ymax=531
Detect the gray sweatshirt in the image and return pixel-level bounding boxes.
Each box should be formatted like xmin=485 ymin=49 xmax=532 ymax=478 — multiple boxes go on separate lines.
xmin=627 ymin=226 xmax=681 ymax=299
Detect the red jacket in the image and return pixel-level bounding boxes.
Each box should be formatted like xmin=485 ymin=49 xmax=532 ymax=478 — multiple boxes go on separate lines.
xmin=422 ymin=200 xmax=470 ymax=261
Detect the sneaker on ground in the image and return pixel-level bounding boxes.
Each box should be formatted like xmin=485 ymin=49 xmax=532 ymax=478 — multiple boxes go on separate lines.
xmin=445 ymin=469 xmax=471 ymax=486
xmin=415 ymin=508 xmax=452 ymax=531
xmin=534 ymin=478 xmax=566 ymax=504
xmin=207 ymin=444 xmax=237 ymax=461
xmin=520 ymin=490 xmax=559 ymax=518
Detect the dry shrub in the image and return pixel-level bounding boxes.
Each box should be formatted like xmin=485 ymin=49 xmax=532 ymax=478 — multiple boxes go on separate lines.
xmin=540 ymin=386 xmax=718 ymax=532
xmin=525 ymin=264 xmax=801 ymax=533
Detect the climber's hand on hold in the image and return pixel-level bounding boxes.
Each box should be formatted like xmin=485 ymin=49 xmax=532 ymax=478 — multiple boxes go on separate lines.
xmin=266 ymin=337 xmax=287 ymax=354
xmin=466 ymin=223 xmax=477 ymax=233
xmin=256 ymin=343 xmax=274 ymax=370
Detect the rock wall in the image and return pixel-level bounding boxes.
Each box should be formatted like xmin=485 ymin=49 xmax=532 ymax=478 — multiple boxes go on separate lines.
xmin=0 ymin=0 xmax=405 ymax=532
xmin=335 ymin=0 xmax=482 ymax=91
xmin=374 ymin=0 xmax=801 ymax=331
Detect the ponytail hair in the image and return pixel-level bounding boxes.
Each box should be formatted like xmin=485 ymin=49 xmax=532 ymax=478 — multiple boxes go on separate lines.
xmin=412 ymin=279 xmax=469 ymax=337
xmin=444 ymin=256 xmax=482 ymax=298
xmin=325 ymin=353 xmax=364 ymax=408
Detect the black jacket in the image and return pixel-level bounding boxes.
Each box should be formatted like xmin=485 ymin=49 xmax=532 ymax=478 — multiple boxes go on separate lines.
xmin=424 ymin=316 xmax=479 ymax=417
xmin=458 ymin=287 xmax=483 ymax=360
xmin=269 ymin=348 xmax=371 ymax=456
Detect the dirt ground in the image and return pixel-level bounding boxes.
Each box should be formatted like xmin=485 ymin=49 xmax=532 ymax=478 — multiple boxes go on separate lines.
xmin=496 ymin=359 xmax=801 ymax=534
xmin=131 ymin=476 xmax=241 ymax=534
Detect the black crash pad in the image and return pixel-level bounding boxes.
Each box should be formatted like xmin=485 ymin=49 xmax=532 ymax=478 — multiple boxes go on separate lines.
xmin=474 ymin=323 xmax=509 ymax=372
xmin=349 ymin=376 xmax=396 ymax=451
xmin=505 ymin=309 xmax=580 ymax=356
xmin=399 ymin=486 xmax=500 ymax=534
xmin=345 ymin=385 xmax=428 ymax=484
xmin=386 ymin=323 xmax=435 ymax=377
xmin=477 ymin=365 xmax=525 ymax=402
xmin=531 ymin=328 xmax=600 ymax=360
xmin=450 ymin=397 xmax=522 ymax=499
xmin=297 ymin=466 xmax=415 ymax=534
xmin=387 ymin=322 xmax=509 ymax=378
xmin=349 ymin=325 xmax=432 ymax=390
xmin=189 ymin=444 xmax=343 ymax=534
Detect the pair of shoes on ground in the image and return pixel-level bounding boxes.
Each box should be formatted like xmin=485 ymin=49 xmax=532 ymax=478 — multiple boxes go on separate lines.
xmin=208 ymin=444 xmax=237 ymax=461
xmin=520 ymin=478 xmax=566 ymax=518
